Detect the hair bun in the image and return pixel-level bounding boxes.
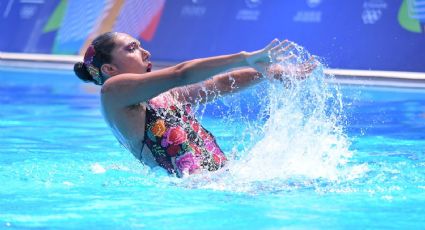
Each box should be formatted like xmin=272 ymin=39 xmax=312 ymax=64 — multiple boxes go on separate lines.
xmin=73 ymin=62 xmax=94 ymax=83
xmin=73 ymin=32 xmax=117 ymax=85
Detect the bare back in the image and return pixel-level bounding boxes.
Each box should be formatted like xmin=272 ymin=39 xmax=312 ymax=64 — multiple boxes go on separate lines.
xmin=101 ymin=101 xmax=146 ymax=158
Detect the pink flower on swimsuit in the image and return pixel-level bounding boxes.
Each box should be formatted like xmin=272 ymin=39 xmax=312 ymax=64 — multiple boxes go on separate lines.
xmin=143 ymin=99 xmax=227 ymax=176
xmin=162 ymin=126 xmax=187 ymax=147
xmin=204 ymin=138 xmax=227 ymax=166
xmin=169 ymin=126 xmax=187 ymax=144
xmin=204 ymin=138 xmax=217 ymax=152
xmin=175 ymin=152 xmax=200 ymax=174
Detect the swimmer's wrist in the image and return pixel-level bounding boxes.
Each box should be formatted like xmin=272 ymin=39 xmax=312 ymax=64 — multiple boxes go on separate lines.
xmin=239 ymin=51 xmax=250 ymax=66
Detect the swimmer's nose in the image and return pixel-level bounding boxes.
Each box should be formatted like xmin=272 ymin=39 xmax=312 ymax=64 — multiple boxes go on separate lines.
xmin=142 ymin=49 xmax=151 ymax=61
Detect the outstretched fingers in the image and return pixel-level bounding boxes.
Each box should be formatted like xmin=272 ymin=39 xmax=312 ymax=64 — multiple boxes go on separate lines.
xmin=264 ymin=38 xmax=281 ymax=51
xmin=295 ymin=57 xmax=318 ymax=80
xmin=269 ymin=40 xmax=296 ymax=63
xmin=304 ymin=56 xmax=318 ymax=72
xmin=275 ymin=53 xmax=296 ymax=63
xmin=270 ymin=40 xmax=293 ymax=53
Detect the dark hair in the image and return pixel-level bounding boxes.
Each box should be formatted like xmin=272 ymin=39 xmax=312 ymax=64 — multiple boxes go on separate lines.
xmin=73 ymin=32 xmax=117 ymax=85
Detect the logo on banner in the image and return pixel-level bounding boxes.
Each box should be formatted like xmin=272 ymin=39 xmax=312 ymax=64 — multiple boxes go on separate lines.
xmin=236 ymin=0 xmax=262 ymax=21
xmin=20 ymin=5 xmax=37 ymax=19
xmin=362 ymin=0 xmax=388 ymax=24
xmin=293 ymin=0 xmax=322 ymax=23
xmin=398 ymin=0 xmax=425 ymax=33
xmin=307 ymin=0 xmax=322 ymax=8
xmin=245 ymin=0 xmax=262 ymax=9
xmin=191 ymin=0 xmax=205 ymax=4
xmin=181 ymin=0 xmax=207 ymax=17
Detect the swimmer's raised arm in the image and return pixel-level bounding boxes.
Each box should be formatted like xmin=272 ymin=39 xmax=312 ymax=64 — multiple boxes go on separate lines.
xmin=101 ymin=53 xmax=249 ymax=108
xmin=101 ymin=39 xmax=283 ymax=108
xmin=171 ymin=57 xmax=317 ymax=104
xmin=171 ymin=68 xmax=261 ymax=104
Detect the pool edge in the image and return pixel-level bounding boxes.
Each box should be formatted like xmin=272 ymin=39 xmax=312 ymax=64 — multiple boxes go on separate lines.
xmin=1 ymin=52 xmax=425 ymax=88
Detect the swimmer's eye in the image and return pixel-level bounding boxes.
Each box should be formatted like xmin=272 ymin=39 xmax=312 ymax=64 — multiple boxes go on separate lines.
xmin=126 ymin=42 xmax=141 ymax=52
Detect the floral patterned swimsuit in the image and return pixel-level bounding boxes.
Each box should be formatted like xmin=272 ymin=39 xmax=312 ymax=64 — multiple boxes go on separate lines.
xmin=142 ymin=96 xmax=227 ymax=177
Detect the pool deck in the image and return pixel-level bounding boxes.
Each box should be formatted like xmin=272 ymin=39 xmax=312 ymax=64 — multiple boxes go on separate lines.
xmin=2 ymin=52 xmax=425 ymax=88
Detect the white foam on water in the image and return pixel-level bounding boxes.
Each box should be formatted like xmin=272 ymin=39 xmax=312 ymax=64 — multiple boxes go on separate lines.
xmin=90 ymin=163 xmax=106 ymax=174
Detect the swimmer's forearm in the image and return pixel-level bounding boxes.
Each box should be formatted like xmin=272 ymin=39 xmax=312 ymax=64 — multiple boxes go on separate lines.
xmin=177 ymin=52 xmax=249 ymax=86
xmin=171 ymin=68 xmax=262 ymax=105
xmin=213 ymin=68 xmax=262 ymax=93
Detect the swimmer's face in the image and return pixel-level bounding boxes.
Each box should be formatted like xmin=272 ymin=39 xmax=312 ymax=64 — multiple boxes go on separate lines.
xmin=107 ymin=33 xmax=152 ymax=76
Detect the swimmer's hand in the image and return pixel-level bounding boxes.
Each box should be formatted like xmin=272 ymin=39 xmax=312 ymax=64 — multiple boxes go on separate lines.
xmin=244 ymin=39 xmax=291 ymax=74
xmin=267 ymin=56 xmax=318 ymax=82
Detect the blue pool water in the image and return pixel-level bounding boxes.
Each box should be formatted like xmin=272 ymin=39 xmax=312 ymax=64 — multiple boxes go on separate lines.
xmin=1 ymin=66 xmax=425 ymax=229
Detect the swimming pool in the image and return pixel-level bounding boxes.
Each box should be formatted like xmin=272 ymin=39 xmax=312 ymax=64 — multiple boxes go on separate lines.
xmin=1 ymin=66 xmax=424 ymax=229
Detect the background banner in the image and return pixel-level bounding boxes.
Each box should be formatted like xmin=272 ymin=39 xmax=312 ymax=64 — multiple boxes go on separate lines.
xmin=1 ymin=0 xmax=424 ymax=72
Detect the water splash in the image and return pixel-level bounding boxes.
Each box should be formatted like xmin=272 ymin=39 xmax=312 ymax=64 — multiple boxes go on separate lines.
xmin=231 ymin=67 xmax=352 ymax=181
xmin=180 ymin=43 xmax=366 ymax=192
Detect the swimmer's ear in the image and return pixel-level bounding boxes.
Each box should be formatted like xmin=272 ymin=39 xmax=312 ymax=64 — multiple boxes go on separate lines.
xmin=100 ymin=64 xmax=118 ymax=77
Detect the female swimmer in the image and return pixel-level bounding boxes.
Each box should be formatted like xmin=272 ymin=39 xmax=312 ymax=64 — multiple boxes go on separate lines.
xmin=74 ymin=32 xmax=315 ymax=177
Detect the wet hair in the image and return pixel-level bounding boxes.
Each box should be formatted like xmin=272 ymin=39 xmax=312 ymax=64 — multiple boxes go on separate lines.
xmin=73 ymin=32 xmax=118 ymax=85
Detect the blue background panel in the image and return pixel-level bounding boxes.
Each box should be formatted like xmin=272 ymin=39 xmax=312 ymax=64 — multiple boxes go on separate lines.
xmin=0 ymin=0 xmax=424 ymax=72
